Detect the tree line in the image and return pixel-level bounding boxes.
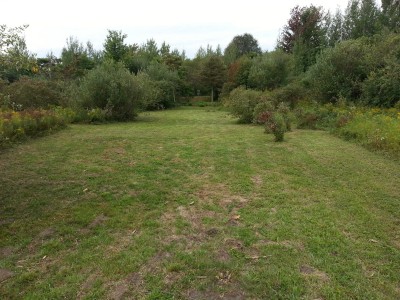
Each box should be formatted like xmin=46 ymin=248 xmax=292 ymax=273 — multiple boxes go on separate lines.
xmin=0 ymin=0 xmax=399 ymax=121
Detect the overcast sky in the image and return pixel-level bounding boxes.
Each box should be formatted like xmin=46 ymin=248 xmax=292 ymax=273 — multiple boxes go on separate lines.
xmin=2 ymin=0 xmax=371 ymax=58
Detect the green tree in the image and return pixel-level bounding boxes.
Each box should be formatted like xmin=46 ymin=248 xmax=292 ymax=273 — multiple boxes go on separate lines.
xmin=342 ymin=0 xmax=381 ymax=39
xmin=248 ymin=50 xmax=293 ymax=91
xmin=0 ymin=24 xmax=36 ymax=81
xmin=224 ymin=33 xmax=261 ymax=65
xmin=61 ymin=37 xmax=96 ymax=79
xmin=103 ymin=30 xmax=128 ymax=62
xmin=327 ymin=9 xmax=344 ymax=46
xmin=145 ymin=62 xmax=181 ymax=107
xmin=278 ymin=5 xmax=327 ymax=72
xmin=200 ymin=56 xmax=226 ymax=102
xmin=381 ymin=0 xmax=400 ymax=32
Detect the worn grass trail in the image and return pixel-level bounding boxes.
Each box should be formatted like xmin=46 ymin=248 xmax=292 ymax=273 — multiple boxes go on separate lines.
xmin=1 ymin=107 xmax=399 ymax=299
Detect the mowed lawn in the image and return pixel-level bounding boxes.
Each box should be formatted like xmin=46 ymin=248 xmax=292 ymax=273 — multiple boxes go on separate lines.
xmin=1 ymin=107 xmax=399 ymax=299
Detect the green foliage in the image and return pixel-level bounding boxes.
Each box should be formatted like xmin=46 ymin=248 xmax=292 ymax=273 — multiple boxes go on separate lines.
xmin=0 ymin=107 xmax=75 ymax=147
xmin=381 ymin=0 xmax=400 ymax=32
xmin=338 ymin=110 xmax=400 ymax=154
xmin=307 ymin=32 xmax=400 ymax=106
xmin=270 ymin=81 xmax=308 ymax=109
xmin=306 ymin=38 xmax=371 ymax=103
xmin=0 ymin=24 xmax=37 ymax=81
xmin=248 ymin=50 xmax=293 ymax=91
xmin=76 ymin=60 xmax=140 ymax=121
xmin=224 ymin=33 xmax=261 ymax=65
xmin=362 ymin=59 xmax=400 ymax=107
xmin=1 ymin=77 xmax=65 ymax=109
xmin=342 ymin=0 xmax=381 ymax=40
xmin=134 ymin=72 xmax=163 ymax=110
xmin=253 ymin=99 xmax=275 ymax=124
xmin=199 ymin=56 xmax=226 ymax=102
xmin=277 ymin=5 xmax=327 ymax=72
xmin=103 ymin=30 xmax=128 ymax=62
xmin=61 ymin=37 xmax=98 ymax=78
xmin=295 ymin=102 xmax=400 ymax=156
xmin=221 ymin=56 xmax=252 ymax=98
xmin=224 ymin=86 xmax=262 ymax=123
xmin=266 ymin=112 xmax=287 ymax=142
xmin=361 ymin=32 xmax=400 ymax=107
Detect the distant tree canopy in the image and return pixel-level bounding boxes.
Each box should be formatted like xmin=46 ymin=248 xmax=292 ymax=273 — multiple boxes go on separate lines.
xmin=200 ymin=55 xmax=226 ymax=101
xmin=224 ymin=33 xmax=261 ymax=65
xmin=278 ymin=5 xmax=327 ymax=72
xmin=2 ymin=0 xmax=399 ymax=113
xmin=61 ymin=37 xmax=97 ymax=78
xmin=0 ymin=24 xmax=37 ymax=82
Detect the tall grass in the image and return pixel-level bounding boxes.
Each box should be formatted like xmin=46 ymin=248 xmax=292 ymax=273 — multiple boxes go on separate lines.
xmin=296 ymin=104 xmax=400 ymax=157
xmin=0 ymin=107 xmax=75 ymax=147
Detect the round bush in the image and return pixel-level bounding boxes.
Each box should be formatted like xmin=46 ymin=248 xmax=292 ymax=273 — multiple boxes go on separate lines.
xmin=77 ymin=60 xmax=140 ymax=121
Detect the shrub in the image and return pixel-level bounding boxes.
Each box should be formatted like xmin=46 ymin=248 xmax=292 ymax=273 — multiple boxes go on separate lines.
xmin=270 ymin=81 xmax=308 ymax=109
xmin=224 ymin=86 xmax=262 ymax=123
xmin=362 ymin=59 xmax=400 ymax=107
xmin=253 ymin=99 xmax=274 ymax=124
xmin=1 ymin=77 xmax=65 ymax=109
xmin=76 ymin=60 xmax=140 ymax=121
xmin=266 ymin=113 xmax=287 ymax=142
xmin=248 ymin=50 xmax=294 ymax=91
xmin=306 ymin=38 xmax=372 ymax=103
xmin=295 ymin=102 xmax=400 ymax=156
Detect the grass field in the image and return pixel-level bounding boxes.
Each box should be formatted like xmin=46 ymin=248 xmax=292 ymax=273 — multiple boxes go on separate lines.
xmin=1 ymin=107 xmax=399 ymax=299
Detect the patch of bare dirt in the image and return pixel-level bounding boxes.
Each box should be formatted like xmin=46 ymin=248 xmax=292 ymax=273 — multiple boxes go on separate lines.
xmin=88 ymin=214 xmax=108 ymax=229
xmin=107 ymin=229 xmax=140 ymax=255
xmin=104 ymin=147 xmax=126 ymax=156
xmin=161 ymin=204 xmax=221 ymax=251
xmin=223 ymin=238 xmax=244 ymax=251
xmin=0 ymin=269 xmax=14 ymax=283
xmin=108 ymin=280 xmax=129 ymax=300
xmin=164 ymin=271 xmax=183 ymax=287
xmin=77 ymin=273 xmax=99 ymax=299
xmin=187 ymin=289 xmax=221 ymax=300
xmin=393 ymin=240 xmax=400 ymax=250
xmin=216 ymin=249 xmax=231 ymax=262
xmin=187 ymin=287 xmax=246 ymax=300
xmin=251 ymin=175 xmax=263 ymax=186
xmin=0 ymin=246 xmax=14 ymax=258
xmin=300 ymin=265 xmax=329 ymax=282
xmin=38 ymin=227 xmax=55 ymax=239
xmin=258 ymin=239 xmax=305 ymax=251
xmin=194 ymin=184 xmax=249 ymax=209
xmin=27 ymin=227 xmax=56 ymax=253
xmin=107 ymin=251 xmax=172 ymax=299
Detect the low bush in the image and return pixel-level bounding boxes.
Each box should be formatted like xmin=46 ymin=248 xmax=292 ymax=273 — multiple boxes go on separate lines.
xmin=0 ymin=107 xmax=75 ymax=147
xmin=295 ymin=103 xmax=400 ymax=156
xmin=266 ymin=112 xmax=287 ymax=142
xmin=0 ymin=77 xmax=66 ymax=109
xmin=224 ymin=86 xmax=262 ymax=123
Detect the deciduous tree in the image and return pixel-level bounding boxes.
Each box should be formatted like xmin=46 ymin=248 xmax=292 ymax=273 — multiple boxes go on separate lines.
xmin=200 ymin=56 xmax=226 ymax=102
xmin=224 ymin=33 xmax=261 ymax=65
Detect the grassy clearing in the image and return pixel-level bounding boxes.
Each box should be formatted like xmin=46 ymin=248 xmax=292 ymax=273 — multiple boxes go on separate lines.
xmin=1 ymin=107 xmax=399 ymax=299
